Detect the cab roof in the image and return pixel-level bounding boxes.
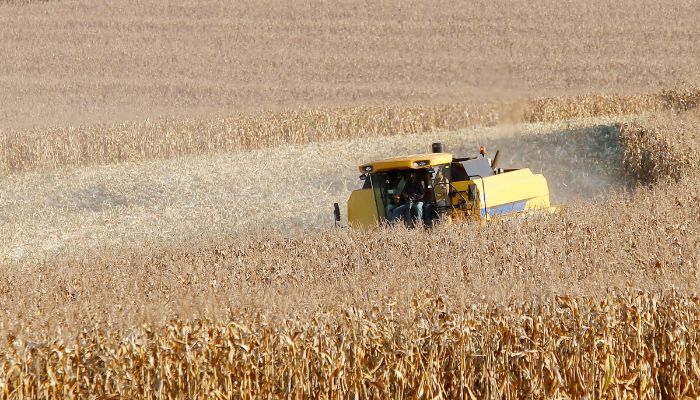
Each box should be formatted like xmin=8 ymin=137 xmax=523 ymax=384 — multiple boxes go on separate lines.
xmin=359 ymin=152 xmax=453 ymax=173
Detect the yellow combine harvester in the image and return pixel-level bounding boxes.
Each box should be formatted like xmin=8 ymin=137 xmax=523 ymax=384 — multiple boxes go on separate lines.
xmin=334 ymin=143 xmax=551 ymax=228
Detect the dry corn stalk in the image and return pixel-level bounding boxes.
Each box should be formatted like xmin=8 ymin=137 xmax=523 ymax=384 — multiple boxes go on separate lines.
xmin=1 ymin=292 xmax=699 ymax=399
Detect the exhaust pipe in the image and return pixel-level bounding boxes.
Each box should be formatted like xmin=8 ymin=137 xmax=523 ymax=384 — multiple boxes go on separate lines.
xmin=431 ymin=142 xmax=445 ymax=153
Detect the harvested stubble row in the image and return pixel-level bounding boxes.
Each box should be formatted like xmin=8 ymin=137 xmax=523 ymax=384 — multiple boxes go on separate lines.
xmin=0 ymin=87 xmax=698 ymax=174
xmin=1 ymin=292 xmax=699 ymax=399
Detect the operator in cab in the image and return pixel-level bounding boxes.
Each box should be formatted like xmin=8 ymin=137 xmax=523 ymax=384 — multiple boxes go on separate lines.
xmin=389 ymin=172 xmax=426 ymax=226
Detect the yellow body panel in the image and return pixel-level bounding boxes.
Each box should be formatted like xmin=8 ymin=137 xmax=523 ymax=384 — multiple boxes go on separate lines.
xmin=451 ymin=168 xmax=550 ymax=220
xmin=359 ymin=153 xmax=452 ymax=173
xmin=347 ymin=188 xmax=379 ymax=227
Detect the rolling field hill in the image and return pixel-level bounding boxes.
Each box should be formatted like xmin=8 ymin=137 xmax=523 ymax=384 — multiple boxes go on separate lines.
xmin=1 ymin=0 xmax=700 ymax=129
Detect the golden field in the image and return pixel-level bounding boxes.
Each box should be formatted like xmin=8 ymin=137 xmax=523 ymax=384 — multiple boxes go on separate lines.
xmin=1 ymin=0 xmax=700 ymax=398
xmin=0 ymin=102 xmax=698 ymax=398
xmin=1 ymin=0 xmax=700 ymax=130
xmin=4 ymin=293 xmax=700 ymax=398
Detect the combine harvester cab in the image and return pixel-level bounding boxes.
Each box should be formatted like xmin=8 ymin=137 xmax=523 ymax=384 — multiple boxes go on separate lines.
xmin=338 ymin=143 xmax=551 ymax=228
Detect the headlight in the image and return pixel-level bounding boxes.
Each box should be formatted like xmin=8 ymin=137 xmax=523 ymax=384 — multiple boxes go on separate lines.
xmin=412 ymin=160 xmax=429 ymax=167
xmin=362 ymin=165 xmax=373 ymax=172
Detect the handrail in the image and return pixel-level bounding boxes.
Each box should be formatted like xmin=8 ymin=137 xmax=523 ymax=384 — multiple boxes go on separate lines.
xmin=433 ymin=181 xmax=469 ymax=211
xmin=468 ymin=174 xmax=488 ymax=219
xmin=433 ymin=177 xmax=488 ymax=218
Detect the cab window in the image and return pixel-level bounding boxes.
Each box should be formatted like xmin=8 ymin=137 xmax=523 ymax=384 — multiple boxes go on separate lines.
xmin=450 ymin=162 xmax=469 ymax=181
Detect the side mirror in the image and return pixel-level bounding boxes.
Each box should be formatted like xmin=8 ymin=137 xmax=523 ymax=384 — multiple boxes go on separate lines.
xmin=467 ymin=184 xmax=477 ymax=201
xmin=333 ymin=203 xmax=341 ymax=222
xmin=359 ymin=174 xmax=367 ymax=181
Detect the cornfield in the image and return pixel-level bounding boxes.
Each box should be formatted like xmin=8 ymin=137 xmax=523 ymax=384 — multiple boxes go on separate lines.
xmin=2 ymin=292 xmax=700 ymax=398
xmin=0 ymin=104 xmax=699 ymax=398
xmin=3 ymin=1 xmax=700 ymax=397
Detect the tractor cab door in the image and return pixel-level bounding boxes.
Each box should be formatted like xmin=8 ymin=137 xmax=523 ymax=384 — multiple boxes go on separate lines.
xmin=422 ymin=164 xmax=452 ymax=222
xmin=372 ymin=169 xmax=434 ymax=223
xmin=444 ymin=162 xmax=481 ymax=220
xmin=369 ymin=170 xmax=407 ymax=221
xmin=430 ymin=164 xmax=452 ymax=208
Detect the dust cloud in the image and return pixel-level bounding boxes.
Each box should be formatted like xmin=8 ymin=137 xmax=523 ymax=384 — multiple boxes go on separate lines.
xmin=449 ymin=124 xmax=632 ymax=204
